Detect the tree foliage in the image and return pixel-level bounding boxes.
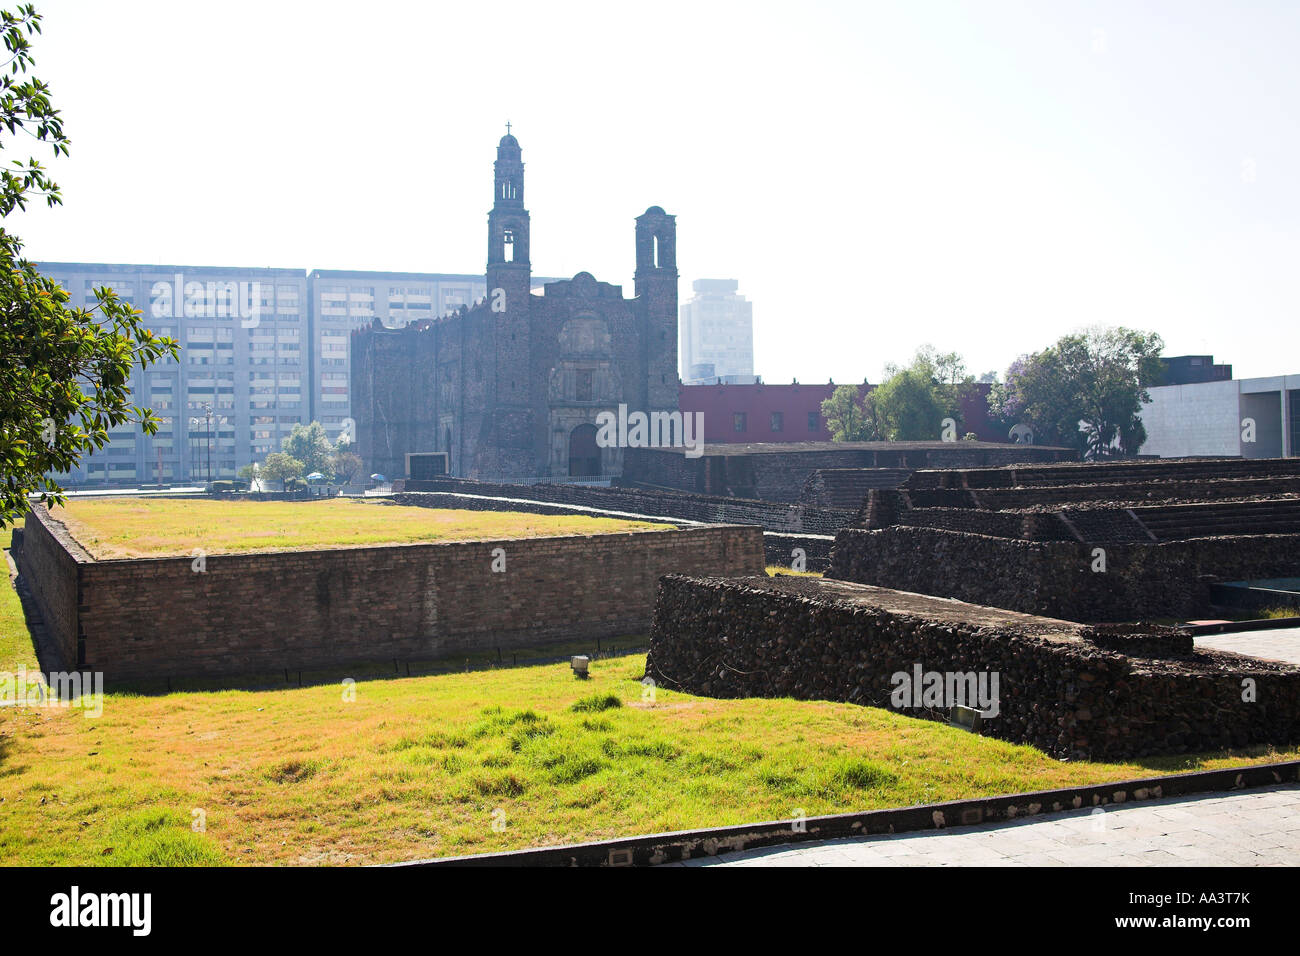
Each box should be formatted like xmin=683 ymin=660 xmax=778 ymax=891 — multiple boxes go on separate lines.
xmin=987 ymin=327 xmax=1164 ymax=459
xmin=820 ymin=384 xmax=877 ymax=441
xmin=259 ymin=452 xmax=303 ymax=489
xmin=281 ymin=421 xmax=334 ymax=479
xmin=871 ymin=346 xmax=971 ymax=441
xmin=332 ymin=448 xmax=362 ymax=485
xmin=0 ymin=5 xmax=176 ymax=525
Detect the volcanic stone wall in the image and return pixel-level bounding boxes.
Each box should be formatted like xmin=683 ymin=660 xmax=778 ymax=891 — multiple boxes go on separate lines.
xmin=646 ymin=575 xmax=1300 ymax=760
xmin=828 ymin=526 xmax=1300 ymax=621
xmin=798 ymin=469 xmax=913 ymax=509
xmin=907 ymin=457 xmax=1300 ymax=490
xmin=400 ymin=478 xmax=850 ymax=535
xmin=624 ymin=444 xmax=1076 ymax=502
xmin=892 ymin=507 xmax=1073 ymax=540
xmin=18 ymin=506 xmax=764 ymax=681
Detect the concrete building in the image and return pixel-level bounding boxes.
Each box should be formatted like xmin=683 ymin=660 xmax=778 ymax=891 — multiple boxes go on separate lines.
xmin=35 ymin=262 xmax=309 ymax=486
xmin=1139 ymin=374 xmax=1300 ymax=458
xmin=1160 ymin=354 xmax=1233 ymax=386
xmin=679 ymin=278 xmax=754 ymax=384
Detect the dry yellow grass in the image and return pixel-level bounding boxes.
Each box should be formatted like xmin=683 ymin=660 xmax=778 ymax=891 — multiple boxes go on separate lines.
xmin=48 ymin=498 xmax=670 ymax=559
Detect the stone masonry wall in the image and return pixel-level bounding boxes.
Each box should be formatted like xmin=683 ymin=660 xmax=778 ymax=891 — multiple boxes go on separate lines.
xmin=827 ymin=525 xmax=1300 ymax=622
xmin=646 ymin=574 xmax=1300 ymax=760
xmin=400 ymin=479 xmax=851 ymax=535
xmin=21 ymin=507 xmax=763 ymax=681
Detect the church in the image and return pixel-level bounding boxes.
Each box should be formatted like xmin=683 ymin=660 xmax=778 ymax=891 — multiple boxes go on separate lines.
xmin=351 ymin=131 xmax=679 ymax=483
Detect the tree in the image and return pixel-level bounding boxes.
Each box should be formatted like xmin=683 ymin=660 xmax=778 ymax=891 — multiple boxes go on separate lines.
xmin=820 ymin=384 xmax=877 ymax=441
xmin=259 ymin=452 xmax=303 ymax=490
xmin=281 ymin=421 xmax=334 ymax=479
xmin=987 ymin=327 xmax=1164 ymax=459
xmin=870 ymin=346 xmax=970 ymax=440
xmin=332 ymin=448 xmax=362 ymax=485
xmin=0 ymin=5 xmax=176 ymax=525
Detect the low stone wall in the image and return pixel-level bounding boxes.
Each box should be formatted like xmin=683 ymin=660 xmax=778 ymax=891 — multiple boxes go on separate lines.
xmin=907 ymin=457 xmax=1300 ymax=490
xmin=400 ymin=478 xmax=851 ymax=535
xmin=827 ymin=525 xmax=1300 ymax=622
xmin=646 ymin=575 xmax=1300 ymax=760
xmin=763 ymin=533 xmax=834 ymax=572
xmin=18 ymin=506 xmax=764 ymax=680
xmin=895 ymin=507 xmax=1073 ymax=540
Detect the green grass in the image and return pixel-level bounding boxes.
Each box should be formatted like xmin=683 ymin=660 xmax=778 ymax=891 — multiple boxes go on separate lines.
xmin=1259 ymin=607 xmax=1300 ymax=620
xmin=765 ymin=565 xmax=823 ymax=578
xmin=48 ymin=498 xmax=670 ymax=559
xmin=3 ymin=570 xmax=1298 ymax=866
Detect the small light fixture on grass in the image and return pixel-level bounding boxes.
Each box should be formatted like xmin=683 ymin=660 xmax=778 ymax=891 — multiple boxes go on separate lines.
xmin=949 ymin=704 xmax=990 ymax=733
xmin=571 ymin=655 xmax=590 ymax=679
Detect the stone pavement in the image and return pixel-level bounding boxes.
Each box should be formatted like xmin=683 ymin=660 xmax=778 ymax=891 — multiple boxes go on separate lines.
xmin=1195 ymin=627 xmax=1300 ymax=667
xmin=669 ymin=783 xmax=1300 ymax=866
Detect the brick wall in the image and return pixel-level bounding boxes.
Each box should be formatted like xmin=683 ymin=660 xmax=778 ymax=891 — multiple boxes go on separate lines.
xmin=13 ymin=508 xmax=84 ymax=668
xmin=20 ymin=507 xmax=763 ymax=681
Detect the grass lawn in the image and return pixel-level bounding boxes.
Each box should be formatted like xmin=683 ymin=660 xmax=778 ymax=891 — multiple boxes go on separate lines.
xmin=2 ymin=571 xmax=1297 ymax=866
xmin=47 ymin=498 xmax=670 ymax=559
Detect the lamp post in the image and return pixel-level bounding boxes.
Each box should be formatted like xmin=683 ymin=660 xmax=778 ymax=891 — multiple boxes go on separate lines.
xmin=191 ymin=404 xmax=228 ymax=486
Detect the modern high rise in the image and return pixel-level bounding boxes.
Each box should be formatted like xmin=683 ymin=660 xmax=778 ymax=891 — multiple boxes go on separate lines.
xmin=679 ymin=278 xmax=755 ymax=384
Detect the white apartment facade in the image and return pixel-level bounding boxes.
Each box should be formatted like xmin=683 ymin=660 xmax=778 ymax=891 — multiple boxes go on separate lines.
xmin=679 ymin=278 xmax=755 ymax=384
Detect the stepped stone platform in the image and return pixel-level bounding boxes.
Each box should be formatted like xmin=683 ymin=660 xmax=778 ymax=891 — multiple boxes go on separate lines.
xmin=646 ymin=574 xmax=1300 ymax=759
xmin=830 ymin=457 xmax=1300 ymax=622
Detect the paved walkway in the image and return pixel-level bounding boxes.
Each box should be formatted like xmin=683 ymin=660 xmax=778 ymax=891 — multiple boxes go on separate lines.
xmin=669 ymin=783 xmax=1300 ymax=866
xmin=1195 ymin=627 xmax=1300 ymax=666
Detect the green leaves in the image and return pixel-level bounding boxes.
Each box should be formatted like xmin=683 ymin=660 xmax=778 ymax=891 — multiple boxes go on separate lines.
xmin=989 ymin=327 xmax=1164 ymax=459
xmin=0 ymin=5 xmax=178 ymax=524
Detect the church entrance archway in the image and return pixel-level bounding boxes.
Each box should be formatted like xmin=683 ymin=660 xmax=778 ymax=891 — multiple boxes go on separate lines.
xmin=568 ymin=424 xmax=601 ymax=477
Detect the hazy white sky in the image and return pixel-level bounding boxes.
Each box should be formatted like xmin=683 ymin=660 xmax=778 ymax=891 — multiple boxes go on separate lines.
xmin=10 ymin=0 xmax=1299 ymax=383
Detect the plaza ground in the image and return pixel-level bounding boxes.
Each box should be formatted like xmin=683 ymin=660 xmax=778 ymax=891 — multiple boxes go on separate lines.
xmin=675 ymin=783 xmax=1300 ymax=867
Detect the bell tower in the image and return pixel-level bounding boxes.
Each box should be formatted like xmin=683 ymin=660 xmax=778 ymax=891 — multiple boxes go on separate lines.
xmin=488 ymin=125 xmax=530 ymax=291
xmin=635 ymin=206 xmax=679 ymax=413
xmin=483 ymin=124 xmax=534 ymax=479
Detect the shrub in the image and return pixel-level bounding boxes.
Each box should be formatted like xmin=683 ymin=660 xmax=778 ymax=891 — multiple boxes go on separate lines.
xmin=570 ymin=692 xmax=622 ymax=713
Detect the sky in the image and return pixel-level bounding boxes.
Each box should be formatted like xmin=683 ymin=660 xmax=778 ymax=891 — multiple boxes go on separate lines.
xmin=9 ymin=0 xmax=1300 ymax=384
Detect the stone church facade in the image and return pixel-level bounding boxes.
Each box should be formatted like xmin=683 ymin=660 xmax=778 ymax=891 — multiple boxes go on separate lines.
xmin=351 ymin=132 xmax=679 ymax=482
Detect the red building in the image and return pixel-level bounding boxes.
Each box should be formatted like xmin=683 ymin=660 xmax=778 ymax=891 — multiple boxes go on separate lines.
xmin=678 ymin=381 xmax=1006 ymax=444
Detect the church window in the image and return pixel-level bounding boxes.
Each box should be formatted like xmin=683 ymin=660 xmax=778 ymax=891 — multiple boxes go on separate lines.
xmin=503 ymin=229 xmax=515 ymax=263
xmin=576 ymin=369 xmax=593 ymax=402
